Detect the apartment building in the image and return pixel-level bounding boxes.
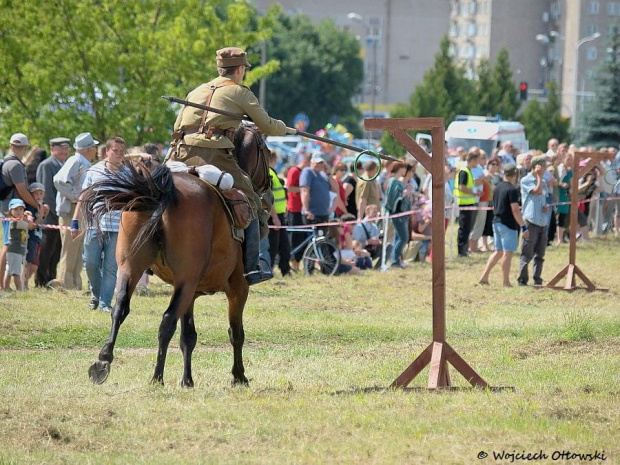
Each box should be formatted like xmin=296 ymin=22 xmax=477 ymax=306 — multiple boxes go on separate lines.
xmin=252 ymin=0 xmax=450 ymax=108
xmin=254 ymin=0 xmax=616 ymax=123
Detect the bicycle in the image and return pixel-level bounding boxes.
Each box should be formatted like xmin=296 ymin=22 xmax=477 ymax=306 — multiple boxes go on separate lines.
xmin=287 ymin=227 xmax=341 ymax=276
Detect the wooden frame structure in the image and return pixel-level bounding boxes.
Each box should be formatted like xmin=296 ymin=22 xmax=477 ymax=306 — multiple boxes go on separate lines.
xmin=546 ymin=152 xmax=609 ymax=292
xmin=365 ymin=118 xmax=490 ymax=389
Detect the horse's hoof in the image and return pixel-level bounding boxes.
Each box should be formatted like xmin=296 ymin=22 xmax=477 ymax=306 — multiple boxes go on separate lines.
xmin=180 ymin=378 xmax=194 ymax=388
xmin=88 ymin=361 xmax=110 ymax=384
xmin=231 ymin=376 xmax=249 ymax=387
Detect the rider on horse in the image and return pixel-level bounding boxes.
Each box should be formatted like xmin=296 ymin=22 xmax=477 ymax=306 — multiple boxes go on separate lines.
xmin=167 ymin=46 xmax=295 ymax=285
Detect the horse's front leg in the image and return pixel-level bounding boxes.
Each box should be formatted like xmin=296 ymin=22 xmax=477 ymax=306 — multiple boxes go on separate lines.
xmin=226 ymin=277 xmax=249 ymax=385
xmin=89 ymin=272 xmax=133 ymax=384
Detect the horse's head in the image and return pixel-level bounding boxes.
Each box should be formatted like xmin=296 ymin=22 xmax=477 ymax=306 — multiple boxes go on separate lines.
xmin=233 ymin=126 xmax=270 ymax=193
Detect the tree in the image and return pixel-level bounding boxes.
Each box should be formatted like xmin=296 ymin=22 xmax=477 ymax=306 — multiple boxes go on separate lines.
xmin=0 ymin=0 xmax=278 ymax=147
xmin=253 ymin=8 xmax=363 ymax=135
xmin=575 ymin=26 xmax=620 ymax=147
xmin=474 ymin=58 xmax=495 ymax=116
xmin=380 ymin=36 xmax=475 ymax=157
xmin=490 ymin=49 xmax=520 ymax=120
xmin=520 ymin=82 xmax=569 ymax=150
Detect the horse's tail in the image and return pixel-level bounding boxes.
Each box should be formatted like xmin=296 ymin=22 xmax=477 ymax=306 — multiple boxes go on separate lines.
xmin=80 ymin=162 xmax=177 ymax=254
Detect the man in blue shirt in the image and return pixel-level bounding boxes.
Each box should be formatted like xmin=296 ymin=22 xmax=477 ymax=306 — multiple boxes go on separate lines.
xmin=517 ymin=155 xmax=551 ymax=286
xmin=300 ymin=152 xmax=332 ymax=227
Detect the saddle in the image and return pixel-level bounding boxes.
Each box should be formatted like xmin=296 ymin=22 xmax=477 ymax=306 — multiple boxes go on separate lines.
xmin=186 ymin=166 xmax=255 ymax=242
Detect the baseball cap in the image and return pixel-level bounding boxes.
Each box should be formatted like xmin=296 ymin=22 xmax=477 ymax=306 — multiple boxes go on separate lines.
xmin=311 ymin=152 xmax=325 ymax=164
xmin=9 ymin=133 xmax=29 ymax=147
xmin=28 ymin=182 xmax=45 ymax=193
xmin=8 ymin=198 xmax=26 ymax=210
xmin=504 ymin=163 xmax=517 ymax=176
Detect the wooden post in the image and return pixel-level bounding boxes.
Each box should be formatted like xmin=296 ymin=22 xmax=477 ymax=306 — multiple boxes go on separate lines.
xmin=546 ymin=152 xmax=608 ymax=292
xmin=364 ymin=118 xmax=490 ymax=389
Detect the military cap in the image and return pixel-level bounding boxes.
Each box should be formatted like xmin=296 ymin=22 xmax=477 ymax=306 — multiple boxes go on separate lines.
xmin=216 ymin=47 xmax=251 ymax=68
xmin=531 ymin=155 xmax=548 ymax=168
xmin=49 ymin=137 xmax=71 ymax=147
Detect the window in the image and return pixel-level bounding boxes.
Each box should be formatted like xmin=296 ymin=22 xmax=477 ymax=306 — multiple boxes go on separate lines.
xmin=588 ymin=1 xmax=599 ymax=14
xmin=450 ymin=22 xmax=459 ymax=38
xmin=586 ymin=47 xmax=597 ymax=60
xmin=587 ymin=24 xmax=599 ymax=35
xmin=607 ymin=2 xmax=620 ymax=15
xmin=551 ymin=1 xmax=562 ymax=19
xmin=479 ymin=23 xmax=488 ymax=36
xmin=586 ymin=70 xmax=596 ymax=79
xmin=479 ymin=0 xmax=488 ymax=14
xmin=468 ymin=1 xmax=477 ymax=15
xmin=467 ymin=22 xmax=477 ymax=37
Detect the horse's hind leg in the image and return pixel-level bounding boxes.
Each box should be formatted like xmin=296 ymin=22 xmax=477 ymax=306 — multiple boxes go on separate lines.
xmin=151 ymin=284 xmax=197 ymax=385
xmin=179 ymin=298 xmax=198 ymax=388
xmin=226 ymin=276 xmax=250 ymax=385
xmin=89 ymin=214 xmax=156 ymax=385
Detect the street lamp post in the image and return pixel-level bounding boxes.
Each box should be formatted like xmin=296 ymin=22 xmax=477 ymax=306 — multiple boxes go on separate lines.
xmin=348 ymin=12 xmax=379 ymax=118
xmin=573 ymin=32 xmax=601 ymax=126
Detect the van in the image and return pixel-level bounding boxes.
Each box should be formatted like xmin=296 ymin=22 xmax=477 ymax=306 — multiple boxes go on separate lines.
xmin=445 ymin=115 xmax=528 ymax=156
xmin=265 ymin=135 xmax=303 ymax=153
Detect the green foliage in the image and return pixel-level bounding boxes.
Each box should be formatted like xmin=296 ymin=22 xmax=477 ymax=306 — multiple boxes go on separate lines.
xmin=0 ymin=0 xmax=278 ymax=147
xmin=254 ymin=7 xmax=363 ymax=135
xmin=521 ymin=82 xmax=570 ymax=150
xmin=575 ymin=26 xmax=620 ymax=147
xmin=491 ymin=49 xmax=520 ymax=119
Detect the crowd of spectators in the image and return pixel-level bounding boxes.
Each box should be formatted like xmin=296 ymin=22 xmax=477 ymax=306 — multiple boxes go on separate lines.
xmin=0 ymin=133 xmax=160 ymax=306
xmin=1 ymin=131 xmax=619 ymax=305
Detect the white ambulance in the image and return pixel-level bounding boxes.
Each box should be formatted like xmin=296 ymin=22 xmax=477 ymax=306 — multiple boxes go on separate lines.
xmin=445 ymin=115 xmax=528 ymax=156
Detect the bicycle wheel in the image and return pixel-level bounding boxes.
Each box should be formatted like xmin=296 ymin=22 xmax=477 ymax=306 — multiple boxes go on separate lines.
xmin=302 ymin=237 xmax=341 ymax=276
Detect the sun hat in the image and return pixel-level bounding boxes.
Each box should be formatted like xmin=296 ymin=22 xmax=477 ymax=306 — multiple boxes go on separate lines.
xmin=73 ymin=132 xmax=99 ymax=150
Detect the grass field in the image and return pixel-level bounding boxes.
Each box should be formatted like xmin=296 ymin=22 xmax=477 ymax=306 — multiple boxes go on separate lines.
xmin=0 ymin=236 xmax=619 ymax=464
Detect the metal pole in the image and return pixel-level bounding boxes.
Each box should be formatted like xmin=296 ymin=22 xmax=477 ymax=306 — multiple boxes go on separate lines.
xmin=370 ymin=25 xmax=377 ymax=118
xmin=259 ymin=41 xmax=267 ymax=107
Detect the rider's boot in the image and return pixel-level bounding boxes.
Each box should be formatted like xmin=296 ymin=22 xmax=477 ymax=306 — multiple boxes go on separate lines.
xmin=243 ymin=218 xmax=273 ymax=286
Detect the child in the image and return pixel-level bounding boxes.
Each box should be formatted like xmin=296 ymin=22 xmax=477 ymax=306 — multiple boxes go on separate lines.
xmin=4 ymin=198 xmax=34 ymax=291
xmin=22 ymin=183 xmax=46 ymax=289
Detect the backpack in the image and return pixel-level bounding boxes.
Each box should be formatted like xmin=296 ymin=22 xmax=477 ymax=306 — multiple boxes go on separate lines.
xmin=0 ymin=159 xmax=14 ymax=200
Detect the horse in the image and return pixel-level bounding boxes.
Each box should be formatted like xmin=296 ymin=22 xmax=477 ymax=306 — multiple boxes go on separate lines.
xmin=84 ymin=126 xmax=271 ymax=387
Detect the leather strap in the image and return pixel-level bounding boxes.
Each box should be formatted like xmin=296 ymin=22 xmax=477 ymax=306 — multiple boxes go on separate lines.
xmin=198 ymin=80 xmax=237 ymax=134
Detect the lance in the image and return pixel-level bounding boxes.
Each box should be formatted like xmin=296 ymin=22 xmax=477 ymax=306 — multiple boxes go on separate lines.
xmin=162 ymin=95 xmax=399 ymax=163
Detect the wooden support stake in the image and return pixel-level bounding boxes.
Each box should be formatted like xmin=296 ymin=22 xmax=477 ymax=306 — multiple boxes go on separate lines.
xmin=366 ymin=118 xmax=491 ymax=390
xmin=546 ymin=152 xmax=609 ymax=292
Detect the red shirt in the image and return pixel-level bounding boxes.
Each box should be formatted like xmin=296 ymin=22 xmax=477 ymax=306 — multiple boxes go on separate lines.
xmin=286 ymin=165 xmax=302 ymax=213
xmin=334 ymin=177 xmax=347 ymax=216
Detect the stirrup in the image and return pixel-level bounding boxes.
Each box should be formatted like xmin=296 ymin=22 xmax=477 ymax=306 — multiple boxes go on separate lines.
xmin=244 ymin=269 xmax=274 ymax=286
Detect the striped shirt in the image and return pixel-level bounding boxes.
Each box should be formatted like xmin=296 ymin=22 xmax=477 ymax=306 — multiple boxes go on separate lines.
xmin=520 ymin=173 xmax=551 ymax=227
xmin=82 ymin=161 xmax=129 ymax=232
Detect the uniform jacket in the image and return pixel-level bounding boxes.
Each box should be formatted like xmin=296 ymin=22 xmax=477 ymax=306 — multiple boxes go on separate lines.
xmin=174 ymin=76 xmax=286 ymax=149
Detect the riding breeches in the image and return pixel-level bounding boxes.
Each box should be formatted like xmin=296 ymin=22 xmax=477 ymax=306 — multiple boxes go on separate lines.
xmin=168 ymin=144 xmax=260 ymax=215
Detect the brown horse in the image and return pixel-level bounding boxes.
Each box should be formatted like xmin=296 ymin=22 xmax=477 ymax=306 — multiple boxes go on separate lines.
xmin=84 ymin=126 xmax=270 ymax=387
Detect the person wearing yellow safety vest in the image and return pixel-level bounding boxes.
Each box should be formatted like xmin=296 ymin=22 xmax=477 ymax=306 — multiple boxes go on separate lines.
xmin=454 ymin=149 xmax=484 ymax=257
xmin=267 ymin=151 xmax=291 ymax=277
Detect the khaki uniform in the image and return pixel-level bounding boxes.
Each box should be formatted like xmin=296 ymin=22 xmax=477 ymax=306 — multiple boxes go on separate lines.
xmin=169 ymin=76 xmax=287 ymax=214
